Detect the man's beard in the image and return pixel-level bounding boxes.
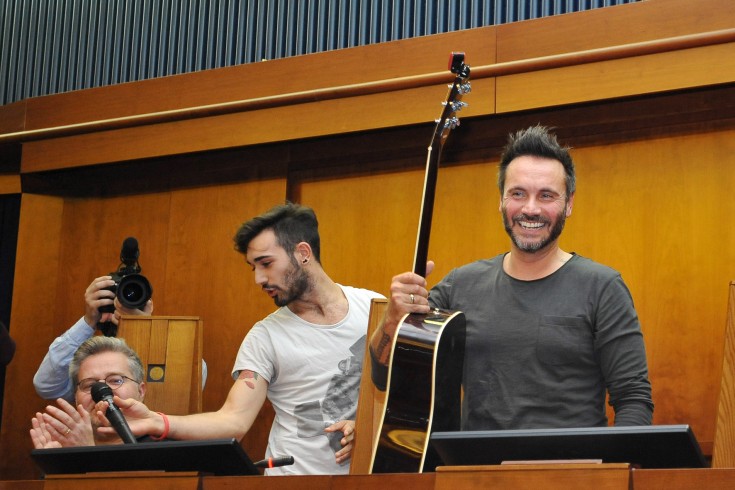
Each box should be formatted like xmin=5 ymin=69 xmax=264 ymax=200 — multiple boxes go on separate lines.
xmin=502 ymin=207 xmax=567 ymax=253
xmin=272 ymin=259 xmax=310 ymax=307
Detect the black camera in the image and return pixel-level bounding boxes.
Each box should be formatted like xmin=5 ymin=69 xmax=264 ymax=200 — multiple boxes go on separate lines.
xmin=101 ymin=271 xmax=153 ymax=311
xmin=98 ymin=237 xmax=153 ymax=336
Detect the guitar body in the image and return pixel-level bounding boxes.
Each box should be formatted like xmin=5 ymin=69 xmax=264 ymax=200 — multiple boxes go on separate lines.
xmin=370 ymin=309 xmax=466 ymax=473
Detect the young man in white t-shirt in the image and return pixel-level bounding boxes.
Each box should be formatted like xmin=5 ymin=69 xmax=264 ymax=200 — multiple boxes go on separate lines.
xmin=99 ymin=202 xmax=384 ymax=475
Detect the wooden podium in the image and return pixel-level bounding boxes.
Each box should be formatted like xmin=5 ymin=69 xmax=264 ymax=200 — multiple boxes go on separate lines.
xmin=117 ymin=316 xmax=203 ymax=415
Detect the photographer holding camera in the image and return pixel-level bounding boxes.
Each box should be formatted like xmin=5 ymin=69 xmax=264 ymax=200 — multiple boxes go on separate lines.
xmin=33 ymin=275 xmax=155 ymax=403
xmin=34 ymin=238 xmax=207 ymax=402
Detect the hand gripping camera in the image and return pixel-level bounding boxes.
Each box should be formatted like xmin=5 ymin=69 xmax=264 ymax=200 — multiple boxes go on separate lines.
xmin=98 ymin=237 xmax=153 ymax=336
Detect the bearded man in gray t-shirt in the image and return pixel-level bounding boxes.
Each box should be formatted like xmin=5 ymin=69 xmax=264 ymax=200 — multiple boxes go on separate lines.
xmin=370 ymin=125 xmax=653 ymax=430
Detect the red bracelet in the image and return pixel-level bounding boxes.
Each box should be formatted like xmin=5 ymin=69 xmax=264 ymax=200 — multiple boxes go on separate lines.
xmin=150 ymin=412 xmax=169 ymax=440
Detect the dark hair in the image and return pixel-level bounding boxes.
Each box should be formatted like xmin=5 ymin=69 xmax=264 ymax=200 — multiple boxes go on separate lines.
xmin=497 ymin=125 xmax=576 ymax=195
xmin=69 ymin=336 xmax=144 ymax=386
xmin=233 ymin=202 xmax=321 ymax=263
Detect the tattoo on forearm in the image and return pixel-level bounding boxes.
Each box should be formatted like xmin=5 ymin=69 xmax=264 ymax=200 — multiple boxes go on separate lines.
xmin=238 ymin=370 xmax=259 ymax=389
xmin=375 ymin=332 xmax=392 ymax=362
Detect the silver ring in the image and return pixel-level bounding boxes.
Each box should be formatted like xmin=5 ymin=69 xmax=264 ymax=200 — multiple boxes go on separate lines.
xmin=410 ymin=293 xmax=415 ymax=304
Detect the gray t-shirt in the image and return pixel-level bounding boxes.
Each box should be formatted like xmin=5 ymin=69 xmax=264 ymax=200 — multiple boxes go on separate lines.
xmin=429 ymin=253 xmax=653 ymax=430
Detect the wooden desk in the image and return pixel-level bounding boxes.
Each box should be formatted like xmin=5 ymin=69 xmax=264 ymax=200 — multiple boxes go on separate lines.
xmin=1 ymin=466 xmax=733 ymax=490
xmin=43 ymin=471 xmax=201 ymax=490
xmin=632 ymin=468 xmax=735 ymax=490
xmin=202 ymin=473 xmax=436 ymax=490
xmin=435 ymin=463 xmax=630 ymax=490
xmin=0 ymin=482 xmax=43 ymax=490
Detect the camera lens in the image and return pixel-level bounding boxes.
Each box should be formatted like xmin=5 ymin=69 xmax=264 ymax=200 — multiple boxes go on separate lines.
xmin=117 ymin=274 xmax=153 ymax=309
xmin=122 ymin=283 xmax=143 ymax=302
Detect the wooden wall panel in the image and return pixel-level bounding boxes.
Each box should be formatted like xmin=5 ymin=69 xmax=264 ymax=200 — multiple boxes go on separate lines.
xmin=0 ymin=175 xmax=20 ymax=194
xmin=298 ymin=168 xmax=421 ymax=295
xmin=295 ymin=138 xmax=500 ymax=296
xmin=20 ymin=85 xmax=449 ymax=173
xmin=0 ymin=194 xmax=65 ymax=479
xmin=427 ymin=161 xmax=507 ymax=283
xmin=50 ymin=192 xmax=173 ymax=329
xmin=712 ymin=282 xmax=735 ymax=467
xmin=496 ymin=43 xmax=735 ymax=113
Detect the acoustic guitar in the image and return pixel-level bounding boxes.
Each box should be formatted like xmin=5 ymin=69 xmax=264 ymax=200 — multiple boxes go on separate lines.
xmin=369 ymin=53 xmax=470 ymax=474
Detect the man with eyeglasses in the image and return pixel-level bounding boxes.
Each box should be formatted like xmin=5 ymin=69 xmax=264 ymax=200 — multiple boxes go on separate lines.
xmin=30 ymin=336 xmax=146 ymax=447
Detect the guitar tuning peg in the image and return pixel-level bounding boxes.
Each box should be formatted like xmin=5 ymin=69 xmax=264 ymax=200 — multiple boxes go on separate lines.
xmin=450 ymin=101 xmax=468 ymax=111
xmin=444 ymin=117 xmax=460 ymax=130
xmin=460 ymin=82 xmax=472 ymax=94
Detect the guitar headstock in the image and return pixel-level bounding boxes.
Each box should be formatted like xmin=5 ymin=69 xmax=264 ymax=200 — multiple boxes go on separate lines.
xmin=433 ymin=52 xmax=471 ymax=147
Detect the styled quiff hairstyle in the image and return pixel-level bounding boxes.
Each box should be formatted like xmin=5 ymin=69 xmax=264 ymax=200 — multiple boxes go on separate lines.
xmin=69 ymin=336 xmax=144 ymax=386
xmin=233 ymin=202 xmax=321 ymax=264
xmin=497 ymin=125 xmax=576 ymax=196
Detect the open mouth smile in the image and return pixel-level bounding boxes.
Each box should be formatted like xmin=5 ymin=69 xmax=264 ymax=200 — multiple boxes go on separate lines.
xmin=519 ymin=220 xmax=545 ymax=229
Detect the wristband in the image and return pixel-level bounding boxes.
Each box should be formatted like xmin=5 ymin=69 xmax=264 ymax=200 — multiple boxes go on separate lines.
xmin=150 ymin=412 xmax=169 ymax=440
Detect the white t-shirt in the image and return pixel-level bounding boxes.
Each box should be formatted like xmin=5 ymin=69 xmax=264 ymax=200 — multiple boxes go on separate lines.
xmin=232 ymin=285 xmax=384 ymax=475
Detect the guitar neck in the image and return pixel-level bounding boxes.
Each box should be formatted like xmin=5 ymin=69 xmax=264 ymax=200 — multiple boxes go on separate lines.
xmin=412 ymin=147 xmax=440 ymax=278
xmin=412 ymin=55 xmax=470 ymax=278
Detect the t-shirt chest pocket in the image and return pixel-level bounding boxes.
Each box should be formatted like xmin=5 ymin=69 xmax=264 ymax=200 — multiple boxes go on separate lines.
xmin=536 ymin=316 xmax=593 ymax=366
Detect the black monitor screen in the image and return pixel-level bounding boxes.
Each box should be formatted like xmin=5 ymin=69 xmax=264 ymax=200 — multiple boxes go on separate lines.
xmin=430 ymin=425 xmax=707 ymax=470
xmin=31 ymin=438 xmax=259 ymax=476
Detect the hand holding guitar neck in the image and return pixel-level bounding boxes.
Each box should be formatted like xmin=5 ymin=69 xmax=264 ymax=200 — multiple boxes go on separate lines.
xmin=384 ymin=261 xmax=435 ymax=326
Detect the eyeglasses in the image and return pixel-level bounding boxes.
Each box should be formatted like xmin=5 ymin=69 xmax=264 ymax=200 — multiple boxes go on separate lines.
xmin=76 ymin=374 xmax=140 ymax=393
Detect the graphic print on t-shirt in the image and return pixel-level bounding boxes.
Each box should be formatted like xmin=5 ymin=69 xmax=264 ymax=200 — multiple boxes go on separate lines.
xmin=294 ymin=335 xmax=365 ymax=450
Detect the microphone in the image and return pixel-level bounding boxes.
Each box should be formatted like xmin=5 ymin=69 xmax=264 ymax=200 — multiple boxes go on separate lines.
xmin=120 ymin=237 xmax=141 ymax=272
xmin=90 ymin=382 xmax=137 ymax=444
xmin=253 ymin=456 xmax=295 ymax=469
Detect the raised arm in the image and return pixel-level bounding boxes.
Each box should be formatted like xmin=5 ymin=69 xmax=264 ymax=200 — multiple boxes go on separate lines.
xmin=33 ymin=318 xmax=95 ymax=401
